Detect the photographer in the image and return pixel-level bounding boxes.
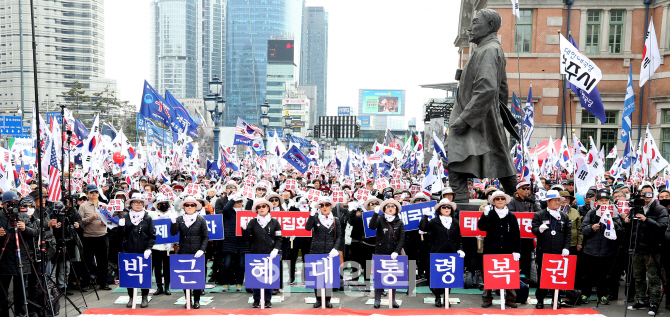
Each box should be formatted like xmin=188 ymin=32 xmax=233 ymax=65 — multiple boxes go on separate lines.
xmin=626 ymin=184 xmax=668 ymax=316
xmin=0 ymin=191 xmax=38 ymax=317
xmin=53 ymin=194 xmax=83 ymax=295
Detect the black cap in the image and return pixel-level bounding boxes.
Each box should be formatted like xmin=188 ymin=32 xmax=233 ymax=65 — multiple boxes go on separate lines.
xmin=586 ymin=189 xmax=596 ymax=197
xmin=596 ymin=189 xmax=611 ymax=200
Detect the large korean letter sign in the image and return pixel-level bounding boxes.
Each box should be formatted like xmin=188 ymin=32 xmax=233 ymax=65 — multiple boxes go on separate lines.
xmin=305 ymin=254 xmax=341 ymax=289
xmin=204 ymin=214 xmax=224 ymax=240
xmin=539 ymin=254 xmax=577 ymax=290
xmin=430 ymin=253 xmax=464 ymax=289
xmin=373 ymin=255 xmax=408 ymax=289
xmin=483 ymin=254 xmax=520 ymax=289
xmin=170 ymin=254 xmax=206 ymax=289
xmin=119 ymin=253 xmax=152 ymax=289
xmin=460 ymin=211 xmax=535 ymax=239
xmin=362 ymin=201 xmax=436 ymax=238
xmin=245 ymin=254 xmax=281 ymax=289
xmin=153 ymin=219 xmax=179 ymax=244
xmin=236 ymin=211 xmax=311 ymax=237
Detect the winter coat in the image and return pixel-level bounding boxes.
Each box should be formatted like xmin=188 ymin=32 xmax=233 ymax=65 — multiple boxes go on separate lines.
xmin=0 ymin=210 xmax=38 ymax=275
xmin=349 ymin=210 xmax=376 ymax=246
xmin=305 ymin=214 xmax=342 ymax=254
xmin=626 ymin=201 xmax=668 ymax=254
xmin=243 ymin=216 xmax=282 ymax=254
xmin=121 ymin=212 xmax=156 ymax=253
xmin=368 ymin=212 xmax=405 ymax=255
xmin=478 ymin=209 xmax=521 ymax=254
xmin=332 ymin=203 xmax=350 ymax=250
xmin=148 ymin=209 xmax=176 ymax=251
xmin=419 ymin=216 xmax=462 ymax=253
xmin=170 ymin=215 xmax=209 ymax=254
xmin=566 ymin=207 xmax=583 ymax=247
xmin=220 ymin=199 xmax=249 ymax=254
xmin=507 ymin=194 xmax=542 ymax=213
xmin=531 ymin=210 xmax=571 ymax=256
xmin=581 ymin=209 xmax=623 ymax=257
xmin=445 ymin=33 xmax=515 ymax=179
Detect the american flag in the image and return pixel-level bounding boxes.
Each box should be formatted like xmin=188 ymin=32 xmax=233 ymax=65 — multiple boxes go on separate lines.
xmin=47 ymin=141 xmax=61 ymax=202
xmin=102 ymin=160 xmax=112 ymax=172
xmin=235 ymin=117 xmax=263 ymax=139
xmin=473 ymin=178 xmax=486 ymax=190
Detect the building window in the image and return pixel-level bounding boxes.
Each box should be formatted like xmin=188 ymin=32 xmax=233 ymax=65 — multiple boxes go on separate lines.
xmin=514 ymin=10 xmax=533 ymax=53
xmin=609 ymin=10 xmax=624 ymax=54
xmin=585 ymin=10 xmax=601 ymax=54
xmin=604 ymin=110 xmax=618 ymax=125
xmin=601 ymin=128 xmax=618 ymax=168
xmin=580 ymin=128 xmax=597 ymax=151
xmin=663 ymin=129 xmax=670 ymax=162
xmin=582 ymin=112 xmax=597 ymax=124
xmin=663 ymin=110 xmax=670 ymax=124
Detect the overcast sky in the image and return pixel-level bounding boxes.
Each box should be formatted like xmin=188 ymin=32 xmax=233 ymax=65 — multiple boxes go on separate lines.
xmin=104 ymin=0 xmax=461 ymax=129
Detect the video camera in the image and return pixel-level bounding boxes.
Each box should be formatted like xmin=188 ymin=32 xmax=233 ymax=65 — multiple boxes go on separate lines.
xmin=3 ymin=201 xmax=24 ymax=220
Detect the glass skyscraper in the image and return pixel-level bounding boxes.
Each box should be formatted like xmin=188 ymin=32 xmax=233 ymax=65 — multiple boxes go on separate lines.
xmin=300 ymin=6 xmax=328 ymax=119
xmin=224 ymin=0 xmax=303 ymax=127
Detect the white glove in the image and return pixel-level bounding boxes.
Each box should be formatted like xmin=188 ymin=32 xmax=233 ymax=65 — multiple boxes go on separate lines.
xmin=538 ymin=224 xmax=549 ymax=233
xmin=374 ymin=206 xmax=381 ymax=214
xmin=512 ymin=252 xmax=520 ymax=261
xmin=562 ymin=249 xmax=570 ymax=257
xmin=269 ymin=249 xmax=279 ymax=259
xmin=233 ymin=193 xmax=244 ymax=201
xmin=391 ymin=252 xmax=398 ymax=260
xmin=194 ymin=250 xmax=204 ymax=258
xmin=422 ymin=208 xmax=432 ymax=217
xmin=347 ymin=201 xmax=358 ymax=210
xmin=457 ymin=250 xmax=465 ymax=258
xmin=118 ymin=218 xmax=126 ymax=226
xmin=483 ymin=206 xmax=490 ymax=216
xmin=419 ymin=230 xmax=427 ymax=234
xmin=143 ymin=249 xmax=151 ymax=259
xmin=328 ymin=249 xmax=339 ymax=258
xmin=310 ymin=208 xmax=318 ymax=216
xmin=241 ymin=221 xmax=247 ymax=230
xmin=170 ymin=214 xmax=176 ymax=224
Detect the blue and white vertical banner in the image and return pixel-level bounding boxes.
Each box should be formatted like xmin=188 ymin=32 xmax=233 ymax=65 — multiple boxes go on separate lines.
xmin=305 ymin=254 xmax=341 ymax=289
xmin=153 ymin=219 xmax=179 ymax=244
xmin=170 ymin=254 xmax=206 ymax=290
xmin=373 ymin=255 xmax=408 ymax=289
xmin=245 ymin=254 xmax=281 ymax=289
xmin=119 ymin=253 xmax=152 ymax=289
xmin=204 ymin=214 xmax=224 ymax=240
xmin=429 ymin=253 xmax=464 ymax=289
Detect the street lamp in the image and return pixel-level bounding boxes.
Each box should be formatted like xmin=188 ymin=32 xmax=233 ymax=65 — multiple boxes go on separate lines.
xmin=260 ymin=100 xmax=270 ymax=140
xmin=283 ymin=115 xmax=292 ymax=145
xmin=205 ymin=76 xmax=225 ymax=161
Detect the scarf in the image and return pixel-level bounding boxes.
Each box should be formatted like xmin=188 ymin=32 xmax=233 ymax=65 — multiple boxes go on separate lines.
xmin=548 ymin=208 xmax=561 ymax=220
xmin=129 ymin=210 xmax=145 ymax=226
xmin=439 ymin=215 xmax=452 ymax=229
xmin=384 ymin=213 xmax=396 ymax=222
xmin=257 ymin=213 xmax=272 ymax=228
xmin=183 ymin=213 xmax=197 ymax=228
xmin=318 ymin=213 xmax=333 ymax=228
xmin=197 ymin=209 xmax=206 ymax=216
xmin=494 ymin=206 xmax=509 ymax=219
xmin=153 ymin=209 xmax=172 ymax=220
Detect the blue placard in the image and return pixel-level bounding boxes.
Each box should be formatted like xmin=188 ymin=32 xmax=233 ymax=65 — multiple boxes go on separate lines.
xmin=362 ymin=201 xmax=436 ymax=238
xmin=154 ymin=218 xmax=179 ymax=244
xmin=204 ymin=214 xmax=224 ymax=240
xmin=245 ymin=254 xmax=281 ymax=289
xmin=119 ymin=253 xmax=152 ymax=289
xmin=169 ymin=254 xmax=206 ymax=290
xmin=46 ymin=112 xmax=63 ymax=125
xmin=136 ymin=113 xmax=147 ymax=132
xmin=429 ymin=253 xmax=464 ymax=289
xmin=373 ymin=255 xmax=408 ymax=289
xmin=304 ymin=254 xmax=341 ymax=289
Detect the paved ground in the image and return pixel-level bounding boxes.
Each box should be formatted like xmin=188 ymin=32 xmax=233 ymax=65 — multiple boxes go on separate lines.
xmin=44 ymin=283 xmax=664 ymax=316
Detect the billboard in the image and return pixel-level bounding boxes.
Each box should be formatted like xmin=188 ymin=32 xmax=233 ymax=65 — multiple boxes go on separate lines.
xmin=338 ymin=107 xmax=351 ymax=116
xmin=268 ymin=40 xmax=295 ymax=63
xmin=360 ymin=90 xmax=403 ymax=115
xmin=359 ymin=116 xmax=371 ymax=127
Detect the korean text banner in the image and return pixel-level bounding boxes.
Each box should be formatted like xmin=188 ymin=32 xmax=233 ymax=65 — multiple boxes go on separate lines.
xmin=153 ymin=219 xmax=179 ymax=244
xmin=305 ymin=254 xmax=341 ymax=289
xmin=236 ymin=210 xmax=312 ymax=237
xmin=360 ymin=90 xmax=403 ymax=115
xmin=373 ymin=255 xmax=408 ymax=289
xmin=362 ymin=201 xmax=436 ymax=238
xmin=119 ymin=253 xmax=152 ymax=289
xmin=170 ymin=254 xmax=206 ymax=290
xmin=429 ymin=253 xmax=464 ymax=289
xmin=539 ymin=254 xmax=577 ymax=290
xmin=204 ymin=214 xmax=224 ymax=240
xmin=245 ymin=254 xmax=281 ymax=289
xmin=459 ymin=211 xmax=535 ymax=239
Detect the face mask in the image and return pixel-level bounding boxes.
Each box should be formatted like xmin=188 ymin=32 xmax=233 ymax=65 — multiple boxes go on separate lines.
xmin=660 ymin=199 xmax=670 ymax=208
xmin=157 ymin=204 xmax=170 ymax=212
xmin=625 ymin=194 xmax=630 ymax=200
xmin=27 ymin=208 xmax=35 ymax=216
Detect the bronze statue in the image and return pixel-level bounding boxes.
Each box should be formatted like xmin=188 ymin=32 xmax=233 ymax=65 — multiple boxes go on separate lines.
xmin=447 ymin=8 xmax=518 ymax=203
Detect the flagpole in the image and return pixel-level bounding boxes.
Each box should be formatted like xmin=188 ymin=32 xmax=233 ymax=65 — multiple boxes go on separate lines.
xmin=646 ymin=16 xmax=653 ymax=133
xmin=514 ymin=9 xmax=526 ymax=165
xmin=638 ymin=5 xmax=650 ymax=146
xmin=560 ymin=3 xmax=573 ymax=139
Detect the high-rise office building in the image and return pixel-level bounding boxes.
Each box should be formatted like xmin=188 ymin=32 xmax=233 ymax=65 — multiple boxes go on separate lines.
xmin=150 ymin=0 xmax=225 ymax=99
xmin=224 ymin=0 xmax=303 ymax=127
xmin=300 ymin=6 xmax=328 ymax=118
xmin=0 ymin=0 xmax=117 ymax=115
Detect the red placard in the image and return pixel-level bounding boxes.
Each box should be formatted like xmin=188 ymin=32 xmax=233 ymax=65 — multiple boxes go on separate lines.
xmin=391 ymin=169 xmax=402 ymax=179
xmin=285 ymin=179 xmax=297 ymax=191
xmin=410 ymin=185 xmax=420 ymax=196
xmin=159 ymin=184 xmax=172 ymax=194
xmin=483 ymin=254 xmax=520 ymax=289
xmin=186 ymin=183 xmax=200 ymax=196
xmin=459 ymin=211 xmax=536 ymax=239
xmin=375 ymin=178 xmax=389 ymax=190
xmin=244 ymin=175 xmax=257 ymax=187
xmin=354 ymin=188 xmax=370 ymax=202
xmin=331 ymin=190 xmax=345 ymax=203
xmin=539 ymin=254 xmax=577 ymax=290
xmin=241 ymin=185 xmax=254 ymax=199
xmin=307 ymin=189 xmax=321 ymax=201
xmin=390 ymin=178 xmax=402 ymax=190
xmin=235 ymin=210 xmax=312 ymax=237
xmin=616 ymin=201 xmax=630 ymax=216
xmin=108 ymin=199 xmax=124 ymax=212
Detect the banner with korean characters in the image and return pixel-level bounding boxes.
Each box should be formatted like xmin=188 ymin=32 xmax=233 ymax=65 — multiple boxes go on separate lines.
xmin=483 ymin=254 xmax=520 ymax=290
xmin=236 ymin=211 xmax=312 ymax=237
xmin=305 ymin=254 xmax=341 ymax=289
xmin=373 ymin=255 xmax=408 ymax=289
xmin=245 ymin=254 xmax=281 ymax=289
xmin=429 ymin=253 xmax=464 ymax=289
xmin=361 ymin=201 xmax=436 ymax=238
xmin=539 ymin=254 xmax=577 ymax=290
xmin=119 ymin=253 xmax=152 ymax=289
xmin=460 ymin=211 xmax=535 ymax=239
xmin=170 ymin=254 xmax=206 ymax=289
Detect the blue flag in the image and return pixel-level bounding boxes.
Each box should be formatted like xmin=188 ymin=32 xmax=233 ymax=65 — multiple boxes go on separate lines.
xmin=568 ymin=35 xmax=606 ymax=124
xmin=622 ymin=67 xmax=635 ymax=144
xmin=165 ymin=89 xmax=199 ymax=138
xmin=140 ymin=80 xmax=173 ymax=127
xmin=523 ymin=84 xmax=534 ymax=147
xmin=283 ymin=145 xmax=310 ymax=174
xmin=621 ymin=137 xmax=633 ymax=169
xmin=136 ymin=113 xmax=147 ymax=132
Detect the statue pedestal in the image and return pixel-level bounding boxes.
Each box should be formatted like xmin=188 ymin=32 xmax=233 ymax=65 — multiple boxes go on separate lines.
xmin=456 ymin=199 xmax=487 ymax=211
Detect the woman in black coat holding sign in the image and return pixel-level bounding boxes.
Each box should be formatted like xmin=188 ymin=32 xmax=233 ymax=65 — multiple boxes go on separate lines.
xmin=368 ymin=199 xmax=406 ymax=309
xmin=170 ymin=196 xmax=209 ymax=309
xmin=419 ymin=199 xmax=464 ymax=307
xmin=119 ymin=193 xmax=156 ymax=308
xmin=305 ymin=196 xmax=342 ymax=308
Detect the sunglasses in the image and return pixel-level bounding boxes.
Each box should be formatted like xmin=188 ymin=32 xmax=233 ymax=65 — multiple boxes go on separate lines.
xmin=369 ymin=202 xmax=380 ymax=206
xmin=88 ymin=191 xmax=99 ymax=195
xmin=414 ymin=199 xmax=426 ymax=202
xmin=493 ymin=197 xmax=506 ymax=201
xmin=319 ymin=203 xmax=332 ymax=208
xmin=78 ymin=197 xmax=88 ymax=201
xmin=257 ymin=188 xmax=267 ymax=191
xmin=269 ymin=198 xmax=280 ymax=202
xmin=520 ymin=186 xmax=530 ymax=190
xmin=257 ymin=204 xmax=270 ymax=209
xmin=385 ymin=204 xmax=397 ymax=209
xmin=131 ymin=201 xmax=143 ymax=205
xmin=440 ymin=205 xmax=452 ymax=210
xmin=183 ymin=204 xmax=197 ymax=208
xmin=226 ymin=186 xmax=236 ymax=190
